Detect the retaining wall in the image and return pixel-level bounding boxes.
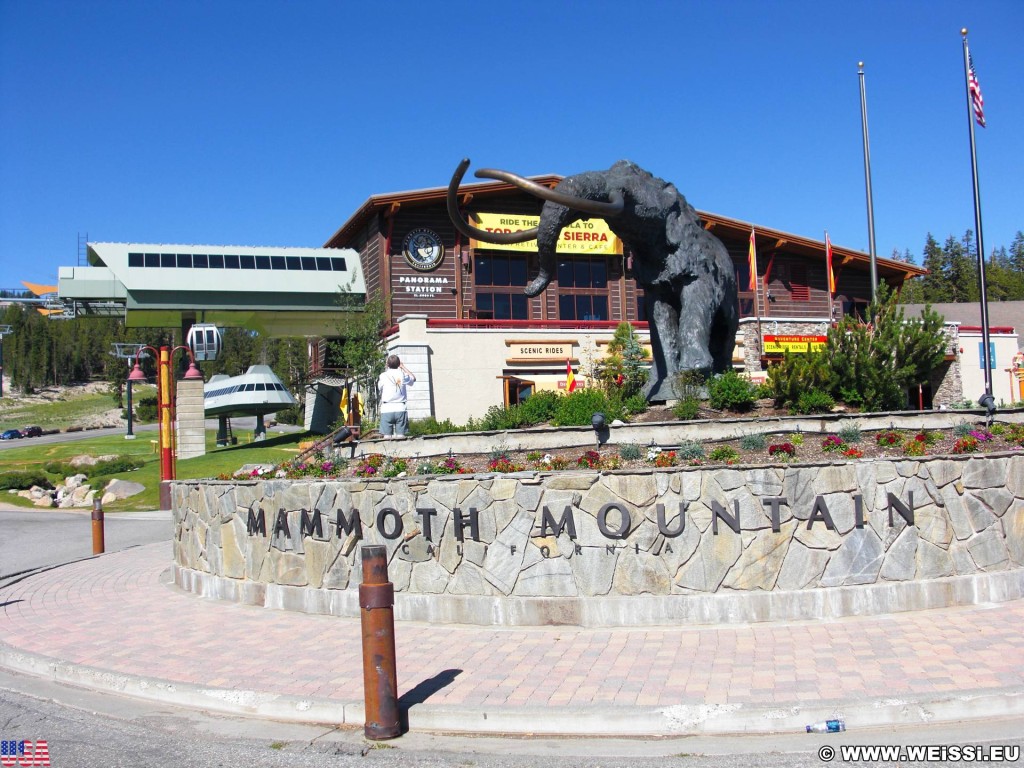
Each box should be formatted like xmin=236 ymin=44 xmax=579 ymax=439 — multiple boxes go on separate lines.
xmin=172 ymin=450 xmax=1024 ymax=627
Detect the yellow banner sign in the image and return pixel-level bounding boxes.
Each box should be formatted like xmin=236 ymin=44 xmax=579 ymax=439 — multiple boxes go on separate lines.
xmin=763 ymin=335 xmax=827 ymax=354
xmin=471 ymin=213 xmax=622 ymax=255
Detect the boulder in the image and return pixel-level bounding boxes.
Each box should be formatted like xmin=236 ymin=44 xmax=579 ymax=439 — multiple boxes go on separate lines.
xmin=103 ymin=478 xmax=146 ymax=500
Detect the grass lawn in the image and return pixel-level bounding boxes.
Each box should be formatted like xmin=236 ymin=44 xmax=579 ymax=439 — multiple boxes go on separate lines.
xmin=0 ymin=430 xmax=309 ymax=512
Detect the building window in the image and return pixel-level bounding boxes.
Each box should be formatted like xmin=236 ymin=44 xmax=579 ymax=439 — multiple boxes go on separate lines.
xmin=557 ymin=256 xmax=608 ymax=320
xmin=474 ymin=253 xmax=530 ymax=319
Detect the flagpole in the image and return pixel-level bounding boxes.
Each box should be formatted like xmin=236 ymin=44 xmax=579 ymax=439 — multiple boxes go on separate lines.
xmin=825 ymin=230 xmax=834 ymax=322
xmin=749 ymin=228 xmax=763 ymax=363
xmin=858 ymin=62 xmax=879 ymax=302
xmin=962 ymin=28 xmax=993 ymax=398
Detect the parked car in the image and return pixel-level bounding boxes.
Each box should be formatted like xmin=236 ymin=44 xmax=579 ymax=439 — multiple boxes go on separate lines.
xmin=21 ymin=426 xmax=43 ymax=438
xmin=1 ymin=429 xmax=23 ymax=440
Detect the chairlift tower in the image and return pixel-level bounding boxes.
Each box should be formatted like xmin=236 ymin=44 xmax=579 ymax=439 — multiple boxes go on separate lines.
xmin=111 ymin=343 xmax=150 ymax=438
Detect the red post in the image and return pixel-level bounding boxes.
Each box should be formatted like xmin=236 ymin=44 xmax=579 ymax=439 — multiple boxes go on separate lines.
xmin=359 ymin=545 xmax=400 ymax=739
xmin=158 ymin=346 xmax=174 ymax=482
xmin=91 ymin=498 xmax=105 ymax=555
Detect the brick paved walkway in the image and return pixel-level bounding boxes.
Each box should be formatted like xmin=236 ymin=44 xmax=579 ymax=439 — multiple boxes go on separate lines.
xmin=2 ymin=543 xmax=1022 ymax=734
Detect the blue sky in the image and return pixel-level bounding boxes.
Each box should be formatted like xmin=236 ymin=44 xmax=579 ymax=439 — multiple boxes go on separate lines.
xmin=2 ymin=0 xmax=1021 ymax=288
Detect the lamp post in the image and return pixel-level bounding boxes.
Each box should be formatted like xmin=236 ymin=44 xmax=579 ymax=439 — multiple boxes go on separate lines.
xmin=112 ymin=343 xmax=149 ymax=439
xmin=128 ymin=345 xmax=203 ymax=486
xmin=0 ymin=325 xmax=12 ymax=398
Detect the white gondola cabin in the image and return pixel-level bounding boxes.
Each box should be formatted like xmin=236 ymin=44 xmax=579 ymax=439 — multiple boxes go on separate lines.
xmin=187 ymin=323 xmax=223 ymax=362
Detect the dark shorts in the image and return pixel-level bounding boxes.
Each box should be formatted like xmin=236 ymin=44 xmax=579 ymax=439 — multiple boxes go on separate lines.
xmin=380 ymin=410 xmax=409 ymax=436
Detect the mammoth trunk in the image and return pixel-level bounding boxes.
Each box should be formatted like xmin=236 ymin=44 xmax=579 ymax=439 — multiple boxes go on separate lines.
xmin=524 ymin=201 xmax=579 ymax=298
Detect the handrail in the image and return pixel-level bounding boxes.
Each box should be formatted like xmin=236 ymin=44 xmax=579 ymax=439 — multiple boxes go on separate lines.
xmin=425 ymin=319 xmax=650 ymax=331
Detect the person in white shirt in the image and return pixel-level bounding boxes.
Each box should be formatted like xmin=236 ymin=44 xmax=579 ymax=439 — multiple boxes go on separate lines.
xmin=377 ymin=355 xmax=415 ymax=438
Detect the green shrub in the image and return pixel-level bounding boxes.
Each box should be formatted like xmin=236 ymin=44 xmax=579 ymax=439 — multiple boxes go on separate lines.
xmin=409 ymin=417 xmax=465 ymax=436
xmin=837 ymin=423 xmax=863 ymax=444
xmin=953 ymin=420 xmax=974 ymax=438
xmin=672 ymin=370 xmax=706 ymax=400
xmin=0 ymin=472 xmax=52 ymax=491
xmin=623 ymin=393 xmax=648 ymax=415
xmin=618 ymin=443 xmax=643 ymax=461
xmin=551 ymin=389 xmax=619 ymax=426
xmin=793 ymin=389 xmax=835 ymax=415
xmin=135 ymin=395 xmax=159 ymax=423
xmin=519 ymin=390 xmax=560 ymax=424
xmin=676 ymin=440 xmax=705 ymax=461
xmin=672 ymin=397 xmax=701 ymax=421
xmin=740 ymin=432 xmax=767 ymax=451
xmin=708 ymin=445 xmax=740 ymax=463
xmin=708 ymin=370 xmax=758 ymax=412
xmin=479 ymin=403 xmax=529 ymax=431
xmin=92 ymin=455 xmax=146 ymax=475
xmin=273 ymin=405 xmax=302 ymax=425
xmin=43 ymin=460 xmax=75 ymax=476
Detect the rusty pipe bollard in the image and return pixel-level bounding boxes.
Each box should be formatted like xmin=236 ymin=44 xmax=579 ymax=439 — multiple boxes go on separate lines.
xmin=359 ymin=545 xmax=400 ymax=740
xmin=91 ymin=498 xmax=105 ymax=555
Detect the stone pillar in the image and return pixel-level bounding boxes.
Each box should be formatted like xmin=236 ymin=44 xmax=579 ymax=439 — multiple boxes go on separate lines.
xmin=175 ymin=378 xmax=206 ymax=460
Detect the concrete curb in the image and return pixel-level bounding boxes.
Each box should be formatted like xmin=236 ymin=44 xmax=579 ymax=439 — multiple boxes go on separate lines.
xmin=2 ymin=640 xmax=1022 ymax=736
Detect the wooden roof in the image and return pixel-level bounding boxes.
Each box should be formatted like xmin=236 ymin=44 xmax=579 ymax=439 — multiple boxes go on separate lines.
xmin=324 ymin=176 xmax=927 ymax=282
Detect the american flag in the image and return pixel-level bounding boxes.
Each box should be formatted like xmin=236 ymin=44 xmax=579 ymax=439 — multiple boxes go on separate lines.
xmin=0 ymin=740 xmax=50 ymax=767
xmin=968 ymin=53 xmax=986 ymax=128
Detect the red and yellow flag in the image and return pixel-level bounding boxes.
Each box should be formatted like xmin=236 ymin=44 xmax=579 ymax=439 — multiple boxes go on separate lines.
xmin=747 ymin=228 xmax=758 ymax=292
xmin=566 ymin=359 xmax=577 ymax=392
xmin=825 ymin=232 xmax=836 ymax=294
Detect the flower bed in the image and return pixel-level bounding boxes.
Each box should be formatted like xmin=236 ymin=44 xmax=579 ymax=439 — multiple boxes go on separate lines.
xmin=232 ymin=422 xmax=1024 ymax=481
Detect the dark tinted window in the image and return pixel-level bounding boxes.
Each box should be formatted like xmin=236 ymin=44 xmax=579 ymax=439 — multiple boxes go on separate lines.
xmin=224 ymin=255 xmax=240 ymax=269
xmin=161 ymin=253 xmax=176 ymax=268
xmin=128 ymin=253 xmax=143 ymax=267
xmin=301 ymin=257 xmax=317 ymax=270
xmin=144 ymin=253 xmax=160 ymax=267
xmin=316 ymin=257 xmax=332 ymax=271
xmin=177 ymin=253 xmax=193 ymax=268
xmin=286 ymin=257 xmax=302 ymax=270
xmin=270 ymin=256 xmax=286 ymax=270
xmin=193 ymin=254 xmax=208 ymax=268
xmin=330 ymin=257 xmax=347 ymax=271
xmin=209 ymin=254 xmax=224 ymax=268
xmin=475 ymin=255 xmax=492 ymax=284
xmin=239 ymin=255 xmax=255 ymax=269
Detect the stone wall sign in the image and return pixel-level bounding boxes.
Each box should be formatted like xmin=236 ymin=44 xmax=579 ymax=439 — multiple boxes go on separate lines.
xmin=172 ymin=453 xmax=1024 ymax=627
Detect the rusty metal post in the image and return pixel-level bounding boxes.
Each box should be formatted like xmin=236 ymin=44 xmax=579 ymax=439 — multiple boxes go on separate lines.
xmin=359 ymin=545 xmax=400 ymax=740
xmin=91 ymin=498 xmax=105 ymax=555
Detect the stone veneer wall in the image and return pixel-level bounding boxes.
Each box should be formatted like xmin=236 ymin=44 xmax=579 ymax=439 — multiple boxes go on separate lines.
xmin=172 ymin=452 xmax=1024 ymax=627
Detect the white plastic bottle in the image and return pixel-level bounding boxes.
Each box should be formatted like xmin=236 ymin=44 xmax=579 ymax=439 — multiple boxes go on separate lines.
xmin=806 ymin=719 xmax=846 ymax=733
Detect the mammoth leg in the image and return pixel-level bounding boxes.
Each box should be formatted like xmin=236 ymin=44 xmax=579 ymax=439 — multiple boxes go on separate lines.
xmin=643 ymin=287 xmax=680 ymax=402
xmin=709 ymin=293 xmax=740 ymax=374
xmin=675 ymin=278 xmax=715 ymax=375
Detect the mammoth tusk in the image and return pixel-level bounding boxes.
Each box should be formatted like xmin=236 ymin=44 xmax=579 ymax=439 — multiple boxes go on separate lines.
xmin=474 ymin=168 xmax=625 ymax=218
xmin=447 ymin=159 xmax=540 ymax=244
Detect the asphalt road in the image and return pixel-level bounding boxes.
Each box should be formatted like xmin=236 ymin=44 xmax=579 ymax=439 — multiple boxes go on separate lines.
xmin=2 ymin=671 xmax=1022 ymax=768
xmin=0 ymin=507 xmax=171 ymax=580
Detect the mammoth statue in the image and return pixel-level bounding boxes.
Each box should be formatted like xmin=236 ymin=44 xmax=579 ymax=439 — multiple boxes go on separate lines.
xmin=447 ymin=159 xmax=739 ymax=401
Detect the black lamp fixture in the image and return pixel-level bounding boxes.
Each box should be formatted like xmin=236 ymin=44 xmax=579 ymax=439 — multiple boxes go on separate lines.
xmin=591 ymin=412 xmax=608 ymax=449
xmin=978 ymin=392 xmax=996 ymax=425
